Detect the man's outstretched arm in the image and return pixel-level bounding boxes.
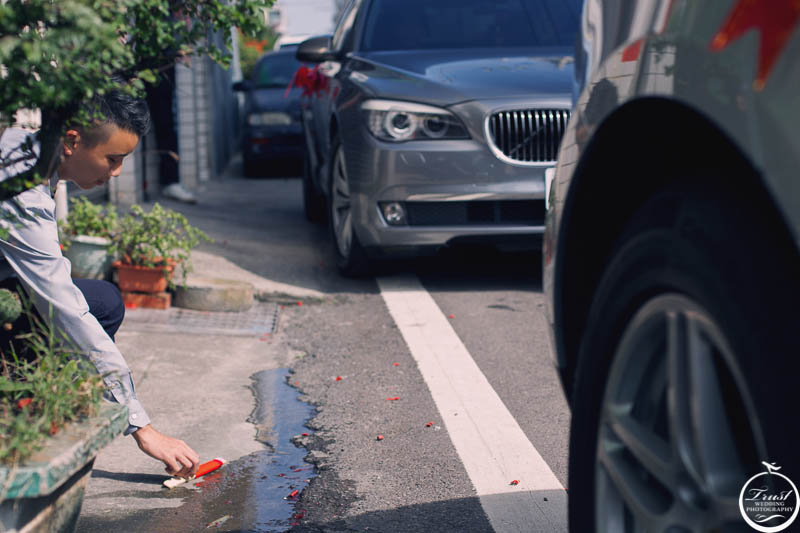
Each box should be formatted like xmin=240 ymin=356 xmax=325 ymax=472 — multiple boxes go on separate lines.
xmin=0 ymin=180 xmax=200 ymax=475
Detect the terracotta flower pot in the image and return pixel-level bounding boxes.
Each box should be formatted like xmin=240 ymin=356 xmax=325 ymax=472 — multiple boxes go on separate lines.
xmin=113 ymin=261 xmax=174 ymax=293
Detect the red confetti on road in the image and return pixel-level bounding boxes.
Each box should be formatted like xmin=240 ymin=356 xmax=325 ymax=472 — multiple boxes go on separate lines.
xmin=385 ymin=397 xmax=400 ymax=401
xmin=425 ymin=421 xmax=434 ymax=427
xmin=376 ymin=435 xmax=385 ymax=441
xmin=510 ymin=480 xmax=520 ymax=486
xmin=16 ymin=398 xmax=31 ymax=409
xmin=393 ymin=362 xmax=400 ymax=367
xmin=301 ymin=433 xmax=310 ymax=437
xmin=297 ymin=301 xmax=303 ymax=306
xmin=287 ymin=489 xmax=299 ymax=499
xmin=448 ymin=314 xmax=455 ymax=319
xmin=293 ymin=468 xmax=304 ymax=472
xmin=335 ymin=376 xmax=342 ymax=381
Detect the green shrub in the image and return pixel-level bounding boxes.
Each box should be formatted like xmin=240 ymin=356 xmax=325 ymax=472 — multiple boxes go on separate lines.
xmin=58 ymin=197 xmax=119 ymax=250
xmin=0 ymin=308 xmax=105 ymax=465
xmin=111 ymin=203 xmax=211 ymax=285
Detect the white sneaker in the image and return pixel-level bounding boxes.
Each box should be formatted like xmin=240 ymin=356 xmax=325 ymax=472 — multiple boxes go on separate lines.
xmin=161 ymin=183 xmax=198 ymax=204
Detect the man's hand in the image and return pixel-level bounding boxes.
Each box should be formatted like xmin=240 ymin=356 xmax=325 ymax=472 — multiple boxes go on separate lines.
xmin=132 ymin=425 xmax=200 ymax=478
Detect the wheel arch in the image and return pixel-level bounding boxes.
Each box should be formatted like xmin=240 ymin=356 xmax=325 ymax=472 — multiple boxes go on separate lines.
xmin=555 ymin=97 xmax=797 ymax=399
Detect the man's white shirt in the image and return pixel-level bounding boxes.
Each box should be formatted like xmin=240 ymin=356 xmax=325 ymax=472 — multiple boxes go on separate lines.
xmin=0 ymin=127 xmax=149 ymax=433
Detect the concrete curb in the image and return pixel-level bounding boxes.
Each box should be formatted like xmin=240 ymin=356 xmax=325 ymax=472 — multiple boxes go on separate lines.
xmin=173 ymin=276 xmax=255 ymax=312
xmin=186 ymin=250 xmax=327 ymax=302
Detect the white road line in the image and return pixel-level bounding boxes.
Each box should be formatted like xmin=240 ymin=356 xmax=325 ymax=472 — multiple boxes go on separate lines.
xmin=378 ymin=274 xmax=567 ymax=533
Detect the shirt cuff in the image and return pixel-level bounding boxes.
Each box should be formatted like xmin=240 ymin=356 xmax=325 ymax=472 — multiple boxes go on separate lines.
xmin=122 ymin=398 xmax=151 ymax=435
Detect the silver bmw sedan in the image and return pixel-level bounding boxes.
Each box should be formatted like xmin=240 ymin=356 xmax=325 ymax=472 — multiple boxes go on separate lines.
xmin=298 ymin=0 xmax=581 ymax=275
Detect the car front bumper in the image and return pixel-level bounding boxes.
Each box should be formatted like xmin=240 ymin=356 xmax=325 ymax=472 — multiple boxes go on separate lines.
xmin=342 ymin=130 xmax=549 ymax=251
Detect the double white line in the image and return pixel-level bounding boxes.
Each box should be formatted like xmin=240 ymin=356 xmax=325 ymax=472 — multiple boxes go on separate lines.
xmin=378 ymin=275 xmax=567 ymax=533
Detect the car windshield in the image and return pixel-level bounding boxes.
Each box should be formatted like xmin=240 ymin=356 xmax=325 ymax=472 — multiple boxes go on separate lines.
xmin=253 ymin=54 xmax=302 ymax=88
xmin=362 ymin=0 xmax=580 ymax=52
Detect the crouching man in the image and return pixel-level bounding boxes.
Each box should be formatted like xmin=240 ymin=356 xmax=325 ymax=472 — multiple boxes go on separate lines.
xmin=0 ymin=90 xmax=199 ymax=478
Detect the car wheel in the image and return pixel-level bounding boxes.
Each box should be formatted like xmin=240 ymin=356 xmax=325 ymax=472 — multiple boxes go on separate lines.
xmin=568 ymin=183 xmax=800 ymax=532
xmin=328 ymin=136 xmax=370 ymax=277
xmin=303 ymin=150 xmax=327 ymax=224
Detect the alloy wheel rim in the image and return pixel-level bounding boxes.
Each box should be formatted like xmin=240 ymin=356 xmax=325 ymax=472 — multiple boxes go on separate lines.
xmin=331 ymin=146 xmax=352 ymax=258
xmin=595 ymin=294 xmax=766 ymax=532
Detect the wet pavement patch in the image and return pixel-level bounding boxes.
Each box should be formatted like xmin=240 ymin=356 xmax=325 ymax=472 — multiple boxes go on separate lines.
xmin=78 ymin=369 xmax=315 ymax=532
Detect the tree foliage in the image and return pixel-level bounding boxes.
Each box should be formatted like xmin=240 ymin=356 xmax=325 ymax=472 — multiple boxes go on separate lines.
xmin=0 ymin=0 xmax=271 ymax=200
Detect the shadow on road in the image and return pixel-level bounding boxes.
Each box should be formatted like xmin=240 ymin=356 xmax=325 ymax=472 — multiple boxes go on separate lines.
xmin=90 ymin=470 xmax=167 ymax=485
xmin=380 ymin=246 xmax=542 ymax=293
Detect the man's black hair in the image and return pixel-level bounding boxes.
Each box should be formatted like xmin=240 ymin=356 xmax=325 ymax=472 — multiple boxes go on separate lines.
xmin=75 ymin=88 xmax=151 ymax=147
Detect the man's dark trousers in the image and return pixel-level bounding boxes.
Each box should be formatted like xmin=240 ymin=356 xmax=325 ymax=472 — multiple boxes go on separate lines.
xmin=0 ymin=278 xmax=125 ymax=356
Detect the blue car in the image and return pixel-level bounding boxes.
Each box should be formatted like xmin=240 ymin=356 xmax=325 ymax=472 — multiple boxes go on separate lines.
xmin=234 ymin=50 xmax=306 ymax=177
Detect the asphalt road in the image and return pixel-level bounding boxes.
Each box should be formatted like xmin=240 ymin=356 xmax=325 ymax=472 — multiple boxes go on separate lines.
xmin=123 ymin=164 xmax=571 ymax=532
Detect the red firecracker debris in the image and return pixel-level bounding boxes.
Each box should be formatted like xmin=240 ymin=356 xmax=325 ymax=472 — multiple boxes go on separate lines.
xmin=425 ymin=421 xmax=434 ymax=427
xmin=279 ymin=473 xmax=286 ymax=477
xmin=376 ymin=435 xmax=385 ymax=441
xmin=16 ymin=398 xmax=32 ymax=409
xmin=294 ymin=511 xmax=306 ymax=520
xmin=510 ymin=480 xmax=520 ymax=486
xmin=295 ymin=381 xmax=300 ymax=386
xmin=291 ymin=522 xmax=299 ymax=527
xmin=50 ymin=421 xmax=59 ymax=435
xmin=393 ymin=362 xmax=400 ymax=367
xmin=301 ymin=432 xmax=310 ymax=437
xmin=385 ymin=397 xmax=400 ymax=401
xmin=448 ymin=314 xmax=455 ymax=319
xmin=293 ymin=468 xmax=304 ymax=472
xmin=335 ymin=376 xmax=342 ymax=381
xmin=297 ymin=301 xmax=303 ymax=307
xmin=287 ymin=489 xmax=299 ymax=499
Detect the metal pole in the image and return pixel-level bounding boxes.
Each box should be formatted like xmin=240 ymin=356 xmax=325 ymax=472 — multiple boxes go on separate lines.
xmin=54 ymin=180 xmax=68 ymax=222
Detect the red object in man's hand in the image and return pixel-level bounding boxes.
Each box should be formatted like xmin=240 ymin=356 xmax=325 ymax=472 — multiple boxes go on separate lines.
xmin=195 ymin=458 xmax=225 ymax=478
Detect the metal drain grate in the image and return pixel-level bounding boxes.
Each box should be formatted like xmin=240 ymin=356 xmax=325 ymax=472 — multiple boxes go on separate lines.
xmin=122 ymin=303 xmax=280 ymax=336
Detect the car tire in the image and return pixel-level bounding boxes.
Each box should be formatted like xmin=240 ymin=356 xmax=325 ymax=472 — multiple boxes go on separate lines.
xmin=568 ymin=182 xmax=800 ymax=532
xmin=328 ymin=136 xmax=371 ymax=277
xmin=303 ymin=150 xmax=327 ymax=224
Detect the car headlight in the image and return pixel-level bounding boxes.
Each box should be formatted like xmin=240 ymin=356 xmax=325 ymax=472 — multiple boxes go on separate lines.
xmin=248 ymin=112 xmax=292 ymax=126
xmin=362 ymin=100 xmax=469 ymax=142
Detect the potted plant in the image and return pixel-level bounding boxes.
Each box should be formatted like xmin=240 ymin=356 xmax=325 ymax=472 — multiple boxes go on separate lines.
xmin=111 ymin=203 xmax=210 ymax=295
xmin=58 ymin=197 xmax=118 ymax=280
xmin=0 ymin=301 xmax=128 ymax=533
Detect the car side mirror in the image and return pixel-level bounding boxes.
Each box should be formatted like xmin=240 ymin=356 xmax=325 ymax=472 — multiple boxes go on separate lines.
xmin=232 ymin=80 xmax=253 ymax=92
xmin=296 ymin=35 xmax=336 ymax=63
